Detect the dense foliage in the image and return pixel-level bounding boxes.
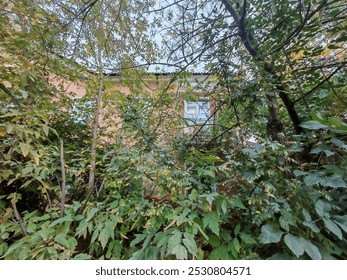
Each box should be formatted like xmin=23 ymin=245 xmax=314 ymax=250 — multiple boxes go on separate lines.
xmin=1 ymin=0 xmax=346 ymax=259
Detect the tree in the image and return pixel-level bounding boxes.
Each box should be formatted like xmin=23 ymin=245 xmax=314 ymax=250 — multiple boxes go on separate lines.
xmin=148 ymin=0 xmax=346 ymax=141
xmin=43 ymin=0 xmax=155 ymax=197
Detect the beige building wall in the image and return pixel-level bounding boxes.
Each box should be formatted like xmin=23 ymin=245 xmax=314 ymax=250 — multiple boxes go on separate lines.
xmin=50 ymin=73 xmax=217 ymax=145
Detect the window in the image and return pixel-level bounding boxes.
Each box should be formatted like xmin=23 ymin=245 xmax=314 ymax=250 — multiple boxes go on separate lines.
xmin=184 ymin=99 xmax=211 ymax=134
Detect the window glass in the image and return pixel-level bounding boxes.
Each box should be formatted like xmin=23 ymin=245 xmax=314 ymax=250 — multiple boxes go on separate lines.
xmin=184 ymin=100 xmax=210 ymax=122
xmin=184 ymin=100 xmax=210 ymax=134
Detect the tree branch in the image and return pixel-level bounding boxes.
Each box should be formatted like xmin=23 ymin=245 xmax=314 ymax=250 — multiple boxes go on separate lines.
xmin=294 ymin=66 xmax=343 ymax=104
xmin=59 ymin=138 xmax=66 ymax=217
xmin=0 ymin=83 xmax=21 ymax=107
xmin=11 ymin=194 xmax=27 ymax=237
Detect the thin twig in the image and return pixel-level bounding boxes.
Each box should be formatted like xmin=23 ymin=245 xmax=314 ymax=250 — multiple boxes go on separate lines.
xmin=0 ymin=83 xmax=21 ymax=107
xmin=96 ymin=179 xmax=105 ymax=198
xmin=294 ymin=66 xmax=342 ymax=104
xmin=11 ymin=194 xmax=27 ymax=236
xmin=60 ymin=138 xmax=66 ymax=217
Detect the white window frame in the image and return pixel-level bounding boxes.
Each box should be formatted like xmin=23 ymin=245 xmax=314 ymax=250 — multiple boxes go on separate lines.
xmin=183 ymin=99 xmax=211 ymax=134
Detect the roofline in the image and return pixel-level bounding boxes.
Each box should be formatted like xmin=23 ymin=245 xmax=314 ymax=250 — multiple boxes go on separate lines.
xmin=107 ymin=72 xmax=211 ymax=76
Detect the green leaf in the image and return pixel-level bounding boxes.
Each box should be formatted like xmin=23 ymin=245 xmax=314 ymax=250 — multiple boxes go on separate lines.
xmin=303 ymin=240 xmax=321 ymax=260
xmin=171 ymin=244 xmax=187 ymax=260
xmin=234 ymin=224 xmax=241 ymax=235
xmin=156 ymin=234 xmax=170 ymax=248
xmin=293 ymin=170 xmax=307 ymax=177
xmin=55 ymin=233 xmax=69 ymax=248
xmin=42 ymin=125 xmax=49 ymax=137
xmin=233 ymin=238 xmax=240 ymax=253
xmin=259 ymin=224 xmax=283 ymax=244
xmin=195 ymin=222 xmax=209 ymax=240
xmin=331 ymin=138 xmax=347 ymax=148
xmin=279 ymin=210 xmax=295 ymax=232
xmin=203 ymin=212 xmax=220 ymax=236
xmin=242 ymin=147 xmax=258 ymax=158
xmin=75 ymin=221 xmax=88 ymax=238
xmin=74 ymin=253 xmax=92 ymax=260
xmin=303 ymin=221 xmax=320 ymax=233
xmin=230 ymin=197 xmax=247 ymax=209
xmin=207 ymin=234 xmax=221 ymax=247
xmin=1 ymin=241 xmax=24 ymax=258
xmin=208 ymin=219 xmax=220 ymax=236
xmin=210 ymin=245 xmax=229 ymax=260
xmin=311 ymin=146 xmax=335 ymax=156
xmin=301 ymin=121 xmax=329 ymax=130
xmin=204 ymin=169 xmax=215 ymax=178
xmin=239 ymin=233 xmax=257 ymax=244
xmin=284 ymin=234 xmax=304 ymax=258
xmin=67 ymin=237 xmax=78 ymax=251
xmin=304 ymin=173 xmax=321 ymax=186
xmin=220 ymin=231 xmax=232 ymax=242
xmin=221 ymin=199 xmax=227 ymax=214
xmin=46 ymin=247 xmax=58 ymax=259
xmin=99 ymin=227 xmax=110 ymax=249
xmin=200 ymin=192 xmax=218 ymax=206
xmin=142 ymin=235 xmax=152 ymax=249
xmin=323 ymin=219 xmax=343 ymax=240
xmin=130 ymin=234 xmax=146 ymax=247
xmin=302 ymin=209 xmax=312 ymax=222
xmin=21 ymin=165 xmax=33 ymax=176
xmin=321 ymin=177 xmax=346 ymax=188
xmin=315 ymin=199 xmax=331 ymax=217
xmin=167 ymin=231 xmax=182 ymax=253
xmin=310 ymin=112 xmax=325 ymax=122
xmin=332 ymin=216 xmax=347 ymax=233
xmin=182 ymin=236 xmax=197 ymax=256
xmin=111 ymin=240 xmax=122 ymax=259
xmin=85 ymin=208 xmax=99 ymax=222
xmin=0 ymin=243 xmax=6 ymax=256
xmin=49 ymin=215 xmax=73 ymax=228
xmin=39 ymin=229 xmax=49 ymax=241
xmin=104 ymin=221 xmax=115 ymax=240
xmin=91 ymin=227 xmax=101 ymax=243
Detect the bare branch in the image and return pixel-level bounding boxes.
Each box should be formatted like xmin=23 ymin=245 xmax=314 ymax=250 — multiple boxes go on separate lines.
xmin=11 ymin=194 xmax=27 ymax=237
xmin=0 ymin=83 xmax=21 ymax=107
xmin=60 ymin=138 xmax=66 ymax=218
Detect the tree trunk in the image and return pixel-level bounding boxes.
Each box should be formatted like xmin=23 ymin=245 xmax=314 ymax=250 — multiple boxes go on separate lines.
xmin=221 ymin=0 xmax=303 ymax=139
xmin=86 ymin=41 xmax=104 ymax=198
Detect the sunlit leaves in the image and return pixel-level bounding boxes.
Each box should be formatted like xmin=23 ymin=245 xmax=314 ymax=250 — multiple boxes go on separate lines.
xmin=19 ymin=143 xmax=30 ymax=157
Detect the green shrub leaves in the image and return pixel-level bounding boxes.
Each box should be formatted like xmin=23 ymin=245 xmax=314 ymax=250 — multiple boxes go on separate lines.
xmin=259 ymin=224 xmax=284 ymax=244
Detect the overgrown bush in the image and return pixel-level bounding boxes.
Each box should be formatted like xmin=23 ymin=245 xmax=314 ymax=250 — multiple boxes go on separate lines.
xmin=1 ymin=112 xmax=346 ymax=259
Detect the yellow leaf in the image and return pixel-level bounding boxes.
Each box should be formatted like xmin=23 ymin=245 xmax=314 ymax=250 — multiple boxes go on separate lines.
xmin=19 ymin=143 xmax=30 ymax=157
xmin=322 ymin=49 xmax=330 ymax=57
xmin=3 ymin=81 xmax=12 ymax=88
xmin=29 ymin=150 xmax=40 ymax=165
